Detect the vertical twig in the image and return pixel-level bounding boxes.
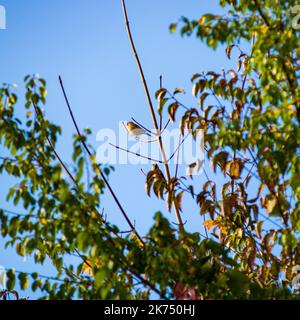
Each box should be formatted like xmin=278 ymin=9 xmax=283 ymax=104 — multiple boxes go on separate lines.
xmin=121 ymin=0 xmax=184 ymax=228
xmin=159 ymin=75 xmax=163 ymax=131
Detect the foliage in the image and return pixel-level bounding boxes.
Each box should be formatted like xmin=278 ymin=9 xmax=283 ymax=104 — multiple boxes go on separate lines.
xmin=0 ymin=0 xmax=300 ymax=299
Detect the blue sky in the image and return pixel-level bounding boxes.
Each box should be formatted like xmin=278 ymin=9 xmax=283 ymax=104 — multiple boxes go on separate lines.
xmin=0 ymin=0 xmax=240 ymax=298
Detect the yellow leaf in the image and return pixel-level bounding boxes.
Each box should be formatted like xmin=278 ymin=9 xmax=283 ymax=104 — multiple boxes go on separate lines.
xmin=130 ymin=233 xmax=144 ymax=248
xmin=265 ymin=196 xmax=277 ymax=215
xmin=203 ymin=219 xmax=218 ymax=231
xmin=229 ymin=160 xmax=241 ymax=179
xmin=81 ymin=259 xmax=94 ymax=277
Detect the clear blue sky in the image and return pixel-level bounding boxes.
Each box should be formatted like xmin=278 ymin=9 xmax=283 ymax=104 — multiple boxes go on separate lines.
xmin=0 ymin=0 xmax=238 ymax=298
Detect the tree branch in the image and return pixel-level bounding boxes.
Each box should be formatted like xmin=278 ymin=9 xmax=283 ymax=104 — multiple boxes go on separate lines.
xmin=121 ymin=0 xmax=184 ymax=228
xmin=58 ymin=76 xmax=145 ymax=246
xmin=254 ymin=0 xmax=270 ymax=26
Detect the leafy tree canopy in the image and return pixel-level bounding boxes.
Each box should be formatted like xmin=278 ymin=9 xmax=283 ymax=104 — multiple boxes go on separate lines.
xmin=0 ymin=0 xmax=299 ymax=299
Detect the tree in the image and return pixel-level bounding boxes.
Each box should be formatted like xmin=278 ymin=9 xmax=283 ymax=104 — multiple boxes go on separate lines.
xmin=0 ymin=0 xmax=299 ymax=299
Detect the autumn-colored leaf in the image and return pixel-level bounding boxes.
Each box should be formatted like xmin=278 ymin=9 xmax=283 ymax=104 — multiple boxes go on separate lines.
xmin=174 ymin=282 xmax=200 ymax=300
xmin=202 ymin=219 xmax=219 ymax=231
xmin=82 ymin=259 xmax=94 ymax=277
xmin=225 ymin=44 xmax=235 ymax=59
xmin=229 ymin=160 xmax=241 ymax=179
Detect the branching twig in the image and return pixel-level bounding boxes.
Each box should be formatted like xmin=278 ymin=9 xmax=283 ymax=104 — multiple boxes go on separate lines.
xmin=109 ymin=133 xmax=188 ymax=165
xmin=254 ymin=0 xmax=270 ymax=26
xmin=58 ymin=76 xmax=145 ymax=246
xmin=109 ymin=142 xmax=163 ymax=163
xmin=121 ymin=0 xmax=184 ymax=228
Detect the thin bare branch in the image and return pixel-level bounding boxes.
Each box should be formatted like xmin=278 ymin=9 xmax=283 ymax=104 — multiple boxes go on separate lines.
xmin=109 ymin=142 xmax=163 ymax=163
xmin=159 ymin=75 xmax=163 ymax=131
xmin=58 ymin=76 xmax=145 ymax=246
xmin=121 ymin=0 xmax=184 ymax=227
xmin=131 ymin=117 xmax=154 ymax=135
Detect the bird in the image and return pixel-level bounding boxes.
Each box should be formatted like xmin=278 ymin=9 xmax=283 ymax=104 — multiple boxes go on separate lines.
xmin=126 ymin=121 xmax=151 ymax=138
xmin=151 ymin=163 xmax=159 ymax=172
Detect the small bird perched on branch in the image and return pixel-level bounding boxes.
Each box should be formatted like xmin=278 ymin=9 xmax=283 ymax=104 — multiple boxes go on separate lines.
xmin=126 ymin=121 xmax=151 ymax=138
